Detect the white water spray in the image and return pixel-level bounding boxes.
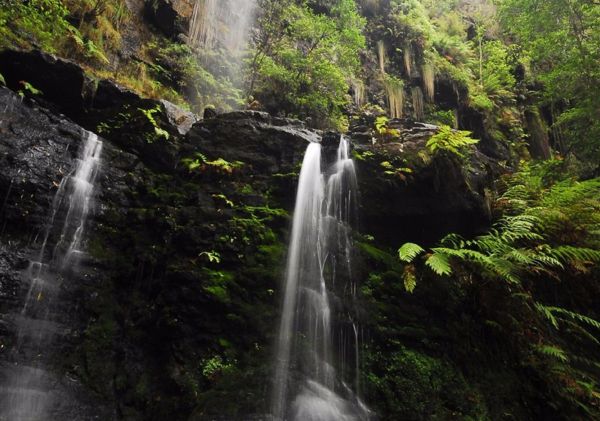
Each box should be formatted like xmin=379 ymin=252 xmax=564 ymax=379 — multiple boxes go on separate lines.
xmin=412 ymin=86 xmax=424 ymax=121
xmin=377 ymin=40 xmax=386 ymax=74
xmin=187 ymin=0 xmax=257 ymax=110
xmin=271 ymin=137 xmax=369 ymax=421
xmin=0 ymin=131 xmax=102 ymax=420
xmin=189 ymin=0 xmax=256 ymax=52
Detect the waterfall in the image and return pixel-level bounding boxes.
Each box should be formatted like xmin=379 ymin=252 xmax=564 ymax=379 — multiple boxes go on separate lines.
xmin=422 ymin=63 xmax=435 ymax=102
xmin=187 ymin=0 xmax=257 ymax=110
xmin=0 ymin=130 xmax=102 ymax=420
xmin=384 ymin=76 xmax=404 ymax=119
xmin=189 ymin=0 xmax=218 ymax=50
xmin=351 ymin=79 xmax=366 ymax=108
xmin=412 ymin=86 xmax=424 ymax=121
xmin=403 ymin=43 xmax=413 ymax=77
xmin=188 ymin=0 xmax=256 ymax=52
xmin=377 ymin=40 xmax=386 ymax=74
xmin=271 ymin=137 xmax=369 ymax=421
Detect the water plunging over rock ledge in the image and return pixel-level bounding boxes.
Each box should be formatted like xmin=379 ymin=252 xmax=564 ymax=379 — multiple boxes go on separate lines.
xmin=0 ymin=129 xmax=102 ymax=420
xmin=0 ymin=53 xmax=503 ymax=419
xmin=272 ymin=136 xmax=369 ymax=420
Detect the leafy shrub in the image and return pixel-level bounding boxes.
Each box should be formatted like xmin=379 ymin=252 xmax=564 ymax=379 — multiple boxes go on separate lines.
xmin=426 ymin=125 xmax=479 ymax=157
xmin=398 ymin=168 xmax=600 ymax=414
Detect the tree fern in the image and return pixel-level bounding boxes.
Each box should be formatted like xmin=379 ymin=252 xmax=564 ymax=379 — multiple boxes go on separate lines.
xmin=397 ymin=167 xmax=600 ymax=414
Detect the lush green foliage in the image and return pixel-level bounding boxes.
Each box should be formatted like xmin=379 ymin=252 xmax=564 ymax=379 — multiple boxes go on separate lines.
xmin=499 ymin=0 xmax=600 ymax=161
xmin=398 ymin=164 xmax=600 ymax=413
xmin=426 ymin=125 xmax=479 ymax=157
xmin=249 ymin=0 xmax=366 ymax=128
xmin=0 ymin=0 xmax=72 ymax=53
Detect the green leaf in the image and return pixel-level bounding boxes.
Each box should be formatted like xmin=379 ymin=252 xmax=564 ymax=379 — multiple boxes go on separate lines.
xmin=536 ymin=345 xmax=568 ymax=362
xmin=425 ymin=253 xmax=452 ymax=276
xmin=403 ymin=265 xmax=417 ymax=293
xmin=398 ymin=242 xmax=425 ymax=262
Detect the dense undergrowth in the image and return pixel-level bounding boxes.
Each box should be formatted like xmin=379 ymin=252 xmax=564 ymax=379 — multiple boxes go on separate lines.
xmin=390 ymin=161 xmax=600 ymax=418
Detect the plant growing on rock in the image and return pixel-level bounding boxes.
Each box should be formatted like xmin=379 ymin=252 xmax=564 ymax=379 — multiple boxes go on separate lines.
xmin=398 ymin=168 xmax=600 ymax=414
xmin=426 ymin=125 xmax=479 ymax=157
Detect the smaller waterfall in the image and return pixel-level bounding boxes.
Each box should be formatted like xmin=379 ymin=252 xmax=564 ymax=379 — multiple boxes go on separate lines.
xmin=377 ymin=40 xmax=386 ymax=74
xmin=384 ymin=76 xmax=404 ymax=119
xmin=422 ymin=63 xmax=435 ymax=102
xmin=189 ymin=0 xmax=256 ymax=52
xmin=187 ymin=0 xmax=257 ymax=110
xmin=54 ymin=131 xmax=103 ymax=268
xmin=351 ymin=79 xmax=366 ymax=108
xmin=0 ymin=130 xmax=102 ymax=420
xmin=403 ymin=43 xmax=413 ymax=77
xmin=412 ymin=86 xmax=424 ymax=121
xmin=189 ymin=0 xmax=218 ymax=50
xmin=271 ymin=136 xmax=368 ymax=421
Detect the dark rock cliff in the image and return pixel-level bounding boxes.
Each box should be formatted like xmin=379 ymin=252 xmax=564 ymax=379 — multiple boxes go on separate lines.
xmin=0 ymin=51 xmax=516 ymax=420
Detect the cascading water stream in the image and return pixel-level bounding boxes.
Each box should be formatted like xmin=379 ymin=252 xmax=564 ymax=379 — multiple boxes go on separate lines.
xmin=0 ymin=130 xmax=102 ymax=420
xmin=187 ymin=0 xmax=257 ymax=109
xmin=272 ymin=136 xmax=369 ymax=421
xmin=189 ymin=0 xmax=256 ymax=52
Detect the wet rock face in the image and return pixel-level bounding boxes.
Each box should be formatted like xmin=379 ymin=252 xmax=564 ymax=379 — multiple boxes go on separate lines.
xmin=0 ymin=88 xmax=114 ymax=420
xmin=0 ymin=49 xmax=196 ymax=137
xmin=0 ymin=88 xmax=83 ymax=237
xmin=349 ymin=119 xmax=496 ymax=246
xmin=0 ymin=51 xmax=502 ymax=419
xmin=0 ymin=82 xmax=322 ymax=419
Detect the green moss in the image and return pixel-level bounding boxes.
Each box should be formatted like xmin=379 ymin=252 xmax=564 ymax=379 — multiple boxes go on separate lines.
xmin=366 ymin=344 xmax=487 ymax=420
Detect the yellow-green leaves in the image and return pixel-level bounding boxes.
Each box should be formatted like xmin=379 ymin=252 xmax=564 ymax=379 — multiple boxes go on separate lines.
xmin=426 ymin=125 xmax=479 ymax=157
xmin=398 ymin=242 xmax=425 ymax=263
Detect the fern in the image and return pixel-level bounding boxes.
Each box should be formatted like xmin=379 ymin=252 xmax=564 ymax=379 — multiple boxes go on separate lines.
xmin=536 ymin=302 xmax=560 ymax=329
xmin=425 ymin=253 xmax=452 ymax=276
xmin=398 ymin=242 xmax=425 ymax=262
xmin=403 ymin=265 xmax=417 ymax=293
xmin=551 ymin=246 xmax=600 ymax=266
xmin=397 ymin=167 xmax=600 ymax=414
xmin=426 ymin=125 xmax=479 ymax=157
xmin=536 ymin=344 xmax=569 ymax=362
xmin=536 ymin=303 xmax=600 ymax=340
xmin=549 ymin=307 xmax=600 ymax=331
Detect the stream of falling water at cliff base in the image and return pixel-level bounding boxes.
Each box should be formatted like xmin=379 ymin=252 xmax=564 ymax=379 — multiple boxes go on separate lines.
xmin=271 ymin=136 xmax=370 ymax=421
xmin=0 ymin=130 xmax=102 ymax=421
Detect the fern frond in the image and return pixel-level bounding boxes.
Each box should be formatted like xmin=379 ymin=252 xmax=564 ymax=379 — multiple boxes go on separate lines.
xmin=425 ymin=253 xmax=452 ymax=276
xmin=440 ymin=233 xmax=466 ymax=248
xmin=549 ymin=307 xmax=600 ymax=331
xmin=398 ymin=243 xmax=425 ymax=262
xmin=432 ymin=247 xmax=495 ymax=267
xmin=570 ymin=355 xmax=600 ymax=371
xmin=506 ymin=248 xmax=535 ymax=265
xmin=531 ymin=253 xmax=564 ymax=269
xmin=403 ymin=265 xmax=417 ymax=293
xmin=536 ymin=302 xmax=560 ymax=329
xmin=551 ymin=246 xmax=600 ymax=265
xmin=536 ymin=344 xmax=569 ymax=362
xmin=561 ymin=319 xmax=600 ymax=347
